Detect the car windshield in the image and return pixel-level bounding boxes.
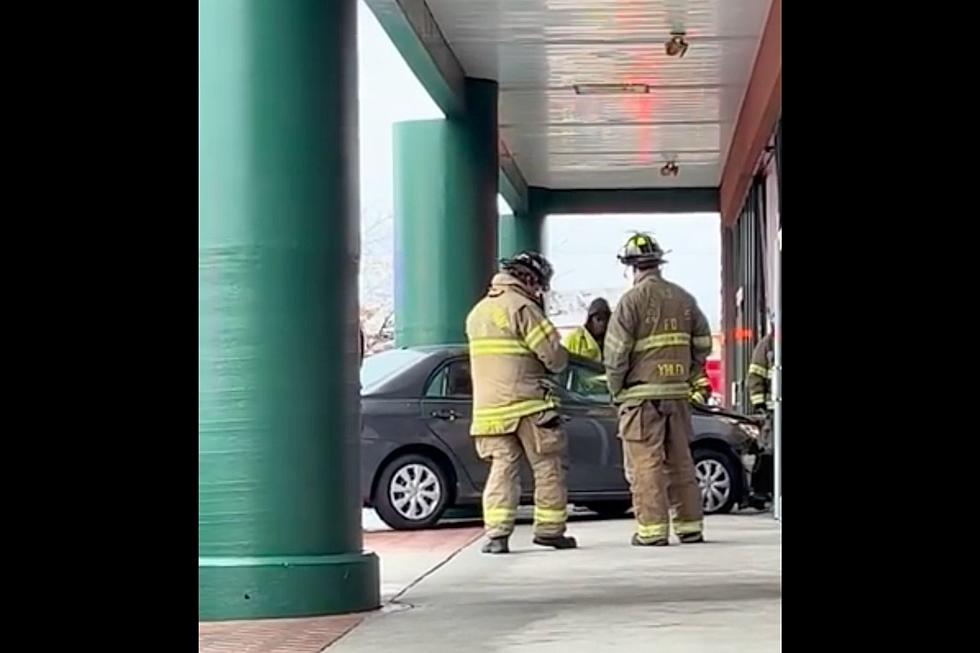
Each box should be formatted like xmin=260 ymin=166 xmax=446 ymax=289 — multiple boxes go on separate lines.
xmin=360 ymin=349 xmax=427 ymax=392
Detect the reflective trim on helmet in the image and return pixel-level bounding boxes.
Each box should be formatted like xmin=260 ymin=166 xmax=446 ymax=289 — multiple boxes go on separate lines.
xmin=634 ymin=332 xmax=691 ymax=351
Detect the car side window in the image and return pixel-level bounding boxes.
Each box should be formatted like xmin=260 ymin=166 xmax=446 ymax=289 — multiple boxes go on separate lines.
xmin=425 ymin=359 xmax=472 ymax=399
xmin=424 ymin=366 xmax=447 ymax=398
xmin=567 ymin=363 xmax=611 ymax=404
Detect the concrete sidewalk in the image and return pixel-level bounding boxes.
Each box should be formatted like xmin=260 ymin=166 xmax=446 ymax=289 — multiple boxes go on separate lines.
xmin=334 ymin=513 xmax=780 ymax=652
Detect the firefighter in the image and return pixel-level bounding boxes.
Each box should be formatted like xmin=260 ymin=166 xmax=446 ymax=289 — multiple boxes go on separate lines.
xmin=745 ymin=324 xmax=775 ymax=507
xmin=604 ymin=233 xmax=713 ymax=546
xmin=563 ymin=297 xmax=611 ymax=362
xmin=747 ymin=328 xmax=774 ymax=413
xmin=465 ymin=251 xmax=577 ymax=554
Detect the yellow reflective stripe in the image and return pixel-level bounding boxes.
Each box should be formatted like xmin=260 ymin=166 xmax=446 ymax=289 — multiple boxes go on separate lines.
xmin=636 ymin=521 xmax=669 ymax=539
xmin=470 ymin=338 xmax=531 ymax=356
xmin=605 ymin=333 xmax=625 ymax=351
xmin=750 ymin=393 xmax=766 ymax=405
xmin=471 ymin=398 xmax=558 ymax=436
xmin=673 ymin=519 xmax=703 ymax=535
xmin=693 ymin=335 xmax=712 ymax=349
xmin=525 ymin=320 xmax=557 ymax=349
xmin=748 ymin=363 xmax=768 ymax=377
xmin=483 ymin=507 xmax=517 ymax=526
xmin=616 ymin=383 xmax=690 ymax=401
xmin=690 ymin=392 xmax=705 ymax=403
xmin=767 ymin=368 xmax=775 ymax=379
xmin=692 ymin=376 xmax=711 ymax=388
xmin=634 ymin=332 xmax=691 ymax=352
xmin=471 ymin=417 xmax=520 ymax=436
xmin=474 ymin=398 xmax=557 ymax=418
xmin=533 ymin=506 xmax=567 ymax=524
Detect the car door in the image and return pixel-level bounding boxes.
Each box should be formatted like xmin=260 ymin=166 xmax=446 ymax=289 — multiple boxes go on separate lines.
xmin=419 ymin=357 xmax=489 ymax=493
xmin=562 ymin=361 xmax=630 ymax=492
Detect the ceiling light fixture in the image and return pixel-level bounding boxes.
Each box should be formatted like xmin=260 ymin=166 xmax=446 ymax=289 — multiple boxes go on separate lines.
xmin=665 ymin=32 xmax=689 ymax=57
xmin=660 ymin=161 xmax=679 ymax=177
xmin=573 ymin=83 xmax=651 ymax=96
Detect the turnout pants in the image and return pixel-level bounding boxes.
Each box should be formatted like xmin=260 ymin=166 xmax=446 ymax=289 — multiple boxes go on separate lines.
xmin=619 ymin=399 xmax=703 ymax=543
xmin=475 ymin=413 xmax=568 ymax=539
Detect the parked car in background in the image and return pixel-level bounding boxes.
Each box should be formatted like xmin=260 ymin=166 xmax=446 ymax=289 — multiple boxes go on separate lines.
xmin=360 ymin=346 xmax=764 ymax=530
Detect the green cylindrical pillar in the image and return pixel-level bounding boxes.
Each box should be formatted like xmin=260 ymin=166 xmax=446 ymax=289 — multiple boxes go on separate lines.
xmin=393 ymin=79 xmax=499 ymax=346
xmin=199 ymin=0 xmax=378 ymax=621
xmin=498 ymin=211 xmax=545 ymax=259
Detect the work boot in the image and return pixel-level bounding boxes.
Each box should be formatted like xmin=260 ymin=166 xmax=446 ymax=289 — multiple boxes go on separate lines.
xmin=746 ymin=494 xmax=770 ymax=510
xmin=481 ymin=537 xmax=510 ymax=554
xmin=533 ymin=534 xmax=578 ymax=549
xmin=631 ymin=533 xmax=668 ymax=547
xmin=678 ymin=532 xmax=705 ymax=544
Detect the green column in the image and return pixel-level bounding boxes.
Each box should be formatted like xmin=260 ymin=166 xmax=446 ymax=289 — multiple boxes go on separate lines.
xmin=199 ymin=0 xmax=378 ymax=621
xmin=498 ymin=211 xmax=545 ymax=259
xmin=393 ymin=79 xmax=499 ymax=346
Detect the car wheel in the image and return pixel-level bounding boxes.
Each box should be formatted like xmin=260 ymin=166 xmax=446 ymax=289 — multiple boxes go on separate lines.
xmin=693 ymin=448 xmax=739 ymax=514
xmin=373 ymin=454 xmax=450 ymax=530
xmin=583 ymin=501 xmax=632 ymax=518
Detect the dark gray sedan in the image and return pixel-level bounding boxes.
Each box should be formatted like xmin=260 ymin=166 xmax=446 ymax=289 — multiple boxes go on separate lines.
xmin=361 ymin=346 xmax=763 ymax=530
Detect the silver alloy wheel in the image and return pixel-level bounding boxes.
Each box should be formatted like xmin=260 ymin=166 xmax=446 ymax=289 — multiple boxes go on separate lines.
xmin=389 ymin=463 xmax=442 ymax=521
xmin=696 ymin=458 xmax=732 ymax=513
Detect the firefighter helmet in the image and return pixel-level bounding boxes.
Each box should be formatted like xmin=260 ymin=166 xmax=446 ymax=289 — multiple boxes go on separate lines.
xmin=617 ymin=232 xmax=667 ymax=267
xmin=501 ymin=251 xmax=555 ymax=291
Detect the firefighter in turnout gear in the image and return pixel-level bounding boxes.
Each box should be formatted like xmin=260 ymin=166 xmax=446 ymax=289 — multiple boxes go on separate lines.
xmin=604 ymin=233 xmax=712 ymax=546
xmin=747 ymin=331 xmax=774 ymax=413
xmin=745 ymin=326 xmax=775 ymax=507
xmin=563 ymin=297 xmax=611 ymax=363
xmin=465 ymin=251 xmax=577 ymax=554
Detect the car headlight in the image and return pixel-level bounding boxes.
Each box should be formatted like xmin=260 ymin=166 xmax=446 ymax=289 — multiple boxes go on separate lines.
xmin=737 ymin=422 xmax=760 ymax=439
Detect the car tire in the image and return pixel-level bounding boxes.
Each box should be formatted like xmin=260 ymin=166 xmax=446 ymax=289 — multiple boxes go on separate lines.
xmin=583 ymin=500 xmax=632 ymax=518
xmin=693 ymin=448 xmax=740 ymax=515
xmin=373 ymin=454 xmax=451 ymax=530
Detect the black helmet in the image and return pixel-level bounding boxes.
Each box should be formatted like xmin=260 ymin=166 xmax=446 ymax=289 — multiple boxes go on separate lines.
xmin=587 ymin=297 xmax=611 ymax=317
xmin=617 ymin=232 xmax=667 ymax=267
xmin=501 ymin=250 xmax=554 ymax=291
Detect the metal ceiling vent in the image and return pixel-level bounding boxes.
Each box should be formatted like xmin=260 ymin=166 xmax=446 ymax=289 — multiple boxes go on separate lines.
xmin=665 ymin=32 xmax=689 ymax=57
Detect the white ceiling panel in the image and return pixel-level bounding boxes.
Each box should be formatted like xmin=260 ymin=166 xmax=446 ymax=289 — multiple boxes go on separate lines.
xmin=425 ymin=0 xmax=773 ymax=189
xmin=500 ymin=88 xmax=722 ymax=126
xmin=544 ymin=165 xmax=721 ymax=189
